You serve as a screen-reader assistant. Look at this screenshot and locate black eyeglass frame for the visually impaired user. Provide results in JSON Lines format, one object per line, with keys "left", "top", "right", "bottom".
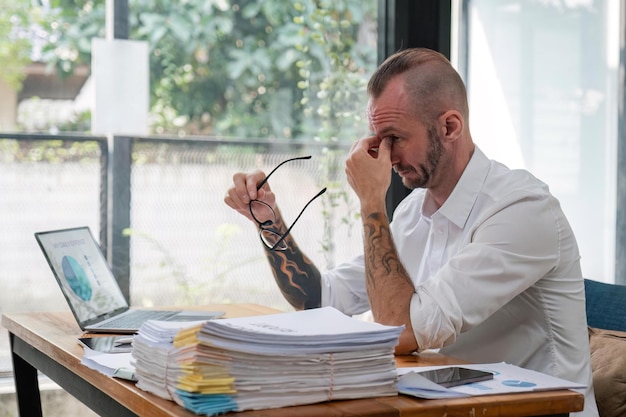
{"left": 249, "top": 155, "right": 327, "bottom": 251}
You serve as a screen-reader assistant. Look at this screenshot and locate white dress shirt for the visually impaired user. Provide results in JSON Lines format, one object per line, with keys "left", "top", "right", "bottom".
{"left": 321, "top": 146, "right": 598, "bottom": 416}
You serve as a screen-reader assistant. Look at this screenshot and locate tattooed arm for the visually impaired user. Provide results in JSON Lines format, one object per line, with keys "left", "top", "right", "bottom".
{"left": 346, "top": 136, "right": 418, "bottom": 354}
{"left": 224, "top": 169, "right": 322, "bottom": 311}
{"left": 361, "top": 208, "right": 417, "bottom": 354}
{"left": 262, "top": 212, "right": 322, "bottom": 310}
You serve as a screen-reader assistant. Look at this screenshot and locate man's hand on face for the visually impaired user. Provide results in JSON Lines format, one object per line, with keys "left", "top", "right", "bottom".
{"left": 346, "top": 136, "right": 392, "bottom": 204}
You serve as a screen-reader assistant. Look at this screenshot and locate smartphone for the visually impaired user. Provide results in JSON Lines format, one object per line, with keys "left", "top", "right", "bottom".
{"left": 78, "top": 336, "right": 134, "bottom": 353}
{"left": 418, "top": 366, "right": 494, "bottom": 388}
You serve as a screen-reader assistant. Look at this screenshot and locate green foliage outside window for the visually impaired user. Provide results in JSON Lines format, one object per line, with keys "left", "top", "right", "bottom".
{"left": 0, "top": 0, "right": 32, "bottom": 89}
{"left": 13, "top": 0, "right": 377, "bottom": 141}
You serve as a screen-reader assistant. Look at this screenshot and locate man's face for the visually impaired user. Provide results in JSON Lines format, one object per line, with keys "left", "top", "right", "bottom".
{"left": 367, "top": 78, "right": 444, "bottom": 190}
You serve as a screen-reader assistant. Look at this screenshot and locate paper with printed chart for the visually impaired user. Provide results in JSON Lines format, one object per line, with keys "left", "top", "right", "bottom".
{"left": 397, "top": 362, "right": 586, "bottom": 399}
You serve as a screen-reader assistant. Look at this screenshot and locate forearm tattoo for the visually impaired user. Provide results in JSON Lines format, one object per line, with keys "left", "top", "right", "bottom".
{"left": 363, "top": 212, "right": 407, "bottom": 290}
{"left": 261, "top": 217, "right": 321, "bottom": 310}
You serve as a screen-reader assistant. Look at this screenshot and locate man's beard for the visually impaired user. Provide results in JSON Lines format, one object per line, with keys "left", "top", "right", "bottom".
{"left": 396, "top": 126, "right": 444, "bottom": 190}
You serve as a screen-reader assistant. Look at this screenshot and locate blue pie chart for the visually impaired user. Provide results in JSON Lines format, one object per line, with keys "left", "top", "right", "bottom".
{"left": 502, "top": 380, "right": 536, "bottom": 388}
{"left": 61, "top": 255, "right": 93, "bottom": 301}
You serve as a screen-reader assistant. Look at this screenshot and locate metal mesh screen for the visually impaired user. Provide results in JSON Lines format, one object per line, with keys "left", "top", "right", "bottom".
{"left": 129, "top": 143, "right": 362, "bottom": 312}
{"left": 0, "top": 138, "right": 103, "bottom": 366}
{"left": 0, "top": 139, "right": 103, "bottom": 313}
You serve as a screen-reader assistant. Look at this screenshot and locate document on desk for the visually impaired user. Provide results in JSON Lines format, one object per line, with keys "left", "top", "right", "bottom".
{"left": 196, "top": 305, "right": 404, "bottom": 354}
{"left": 81, "top": 347, "right": 137, "bottom": 381}
{"left": 397, "top": 362, "right": 586, "bottom": 399}
{"left": 79, "top": 322, "right": 209, "bottom": 382}
{"left": 131, "top": 307, "right": 405, "bottom": 416}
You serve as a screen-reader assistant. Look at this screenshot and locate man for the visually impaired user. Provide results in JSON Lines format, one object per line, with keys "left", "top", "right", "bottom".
{"left": 225, "top": 48, "right": 598, "bottom": 416}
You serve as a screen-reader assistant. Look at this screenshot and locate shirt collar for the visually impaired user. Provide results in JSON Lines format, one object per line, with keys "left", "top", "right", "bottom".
{"left": 425, "top": 146, "right": 490, "bottom": 229}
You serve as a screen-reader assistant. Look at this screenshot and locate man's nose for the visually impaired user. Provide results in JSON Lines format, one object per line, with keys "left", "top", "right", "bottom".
{"left": 389, "top": 147, "right": 400, "bottom": 165}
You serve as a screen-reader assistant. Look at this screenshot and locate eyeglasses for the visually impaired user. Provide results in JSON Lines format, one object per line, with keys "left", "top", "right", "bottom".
{"left": 249, "top": 156, "right": 327, "bottom": 251}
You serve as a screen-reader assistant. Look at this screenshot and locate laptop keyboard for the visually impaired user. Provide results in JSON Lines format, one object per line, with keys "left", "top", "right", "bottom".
{"left": 98, "top": 310, "right": 179, "bottom": 328}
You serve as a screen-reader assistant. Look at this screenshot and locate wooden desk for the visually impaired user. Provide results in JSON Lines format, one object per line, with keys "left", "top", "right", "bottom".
{"left": 3, "top": 305, "right": 584, "bottom": 417}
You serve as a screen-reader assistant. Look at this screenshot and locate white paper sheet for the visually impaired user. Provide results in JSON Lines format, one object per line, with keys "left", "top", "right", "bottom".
{"left": 81, "top": 347, "right": 136, "bottom": 381}
{"left": 397, "top": 362, "right": 586, "bottom": 399}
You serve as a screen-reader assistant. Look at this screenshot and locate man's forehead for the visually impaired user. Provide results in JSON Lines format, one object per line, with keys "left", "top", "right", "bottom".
{"left": 366, "top": 99, "right": 374, "bottom": 122}
{"left": 367, "top": 92, "right": 408, "bottom": 122}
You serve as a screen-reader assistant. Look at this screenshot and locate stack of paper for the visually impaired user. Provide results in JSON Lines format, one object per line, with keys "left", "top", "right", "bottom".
{"left": 132, "top": 307, "right": 403, "bottom": 415}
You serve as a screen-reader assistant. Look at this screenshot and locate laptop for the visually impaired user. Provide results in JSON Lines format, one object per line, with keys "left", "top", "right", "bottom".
{"left": 35, "top": 226, "right": 224, "bottom": 334}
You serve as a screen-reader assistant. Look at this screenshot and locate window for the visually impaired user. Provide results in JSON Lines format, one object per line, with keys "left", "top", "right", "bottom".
{"left": 463, "top": 0, "right": 619, "bottom": 282}
{"left": 0, "top": 1, "right": 378, "bottom": 414}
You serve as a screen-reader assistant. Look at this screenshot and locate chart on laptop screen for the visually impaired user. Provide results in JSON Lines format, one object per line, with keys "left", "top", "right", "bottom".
{"left": 36, "top": 228, "right": 128, "bottom": 322}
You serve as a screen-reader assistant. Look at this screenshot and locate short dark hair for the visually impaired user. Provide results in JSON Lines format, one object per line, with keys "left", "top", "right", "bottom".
{"left": 367, "top": 48, "right": 469, "bottom": 125}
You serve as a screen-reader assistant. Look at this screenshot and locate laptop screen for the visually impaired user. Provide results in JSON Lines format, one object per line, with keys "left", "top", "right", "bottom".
{"left": 35, "top": 227, "right": 129, "bottom": 324}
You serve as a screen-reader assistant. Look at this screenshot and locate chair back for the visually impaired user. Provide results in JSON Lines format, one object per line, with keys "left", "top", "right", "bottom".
{"left": 584, "top": 278, "right": 626, "bottom": 331}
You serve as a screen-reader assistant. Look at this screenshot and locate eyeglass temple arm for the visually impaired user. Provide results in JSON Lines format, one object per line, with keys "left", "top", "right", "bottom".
{"left": 256, "top": 155, "right": 312, "bottom": 190}
{"left": 269, "top": 187, "right": 327, "bottom": 251}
